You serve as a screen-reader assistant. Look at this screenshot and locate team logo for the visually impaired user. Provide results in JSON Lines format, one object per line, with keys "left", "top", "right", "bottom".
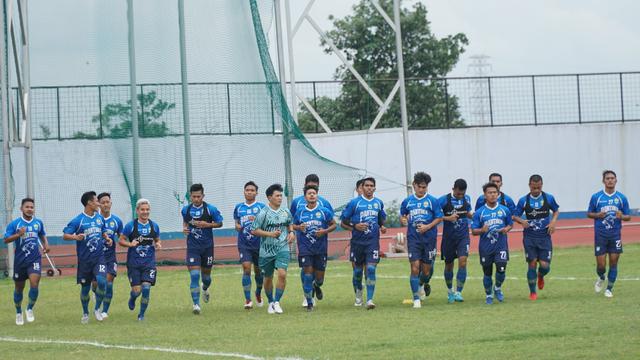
{"left": 34, "top": 224, "right": 39, "bottom": 231}
{"left": 316, "top": 212, "right": 322, "bottom": 218}
{"left": 96, "top": 219, "right": 102, "bottom": 225}
{"left": 253, "top": 207, "right": 259, "bottom": 213}
{"left": 110, "top": 221, "right": 115, "bottom": 227}
{"left": 614, "top": 199, "right": 619, "bottom": 204}
{"left": 497, "top": 210, "right": 503, "bottom": 216}
{"left": 374, "top": 203, "right": 379, "bottom": 209}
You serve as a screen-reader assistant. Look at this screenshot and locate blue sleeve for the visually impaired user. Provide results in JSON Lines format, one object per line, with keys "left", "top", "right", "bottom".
{"left": 325, "top": 208, "right": 335, "bottom": 223}
{"left": 4, "top": 219, "right": 17, "bottom": 239}
{"left": 63, "top": 215, "right": 81, "bottom": 235}
{"left": 515, "top": 197, "right": 526, "bottom": 217}
{"left": 233, "top": 204, "right": 240, "bottom": 221}
{"left": 341, "top": 200, "right": 354, "bottom": 221}
{"left": 507, "top": 196, "right": 517, "bottom": 214}
{"left": 38, "top": 220, "right": 47, "bottom": 237}
{"left": 431, "top": 197, "right": 443, "bottom": 219}
{"left": 181, "top": 206, "right": 189, "bottom": 222}
{"left": 117, "top": 217, "right": 124, "bottom": 235}
{"left": 400, "top": 197, "right": 409, "bottom": 216}
{"left": 471, "top": 210, "right": 482, "bottom": 229}
{"left": 321, "top": 197, "right": 334, "bottom": 212}
{"left": 474, "top": 196, "right": 484, "bottom": 211}
{"left": 378, "top": 200, "right": 387, "bottom": 223}
{"left": 293, "top": 211, "right": 301, "bottom": 225}
{"left": 289, "top": 197, "right": 298, "bottom": 216}
{"left": 548, "top": 194, "right": 560, "bottom": 212}
{"left": 465, "top": 195, "right": 473, "bottom": 212}
{"left": 505, "top": 208, "right": 514, "bottom": 226}
{"left": 153, "top": 222, "right": 160, "bottom": 237}
{"left": 122, "top": 222, "right": 133, "bottom": 237}
{"left": 622, "top": 194, "right": 630, "bottom": 215}
{"left": 588, "top": 194, "right": 598, "bottom": 213}
{"left": 101, "top": 216, "right": 108, "bottom": 234}
{"left": 209, "top": 205, "right": 223, "bottom": 223}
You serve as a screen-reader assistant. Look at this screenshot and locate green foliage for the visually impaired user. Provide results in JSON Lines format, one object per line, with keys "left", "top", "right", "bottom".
{"left": 384, "top": 199, "right": 402, "bottom": 228}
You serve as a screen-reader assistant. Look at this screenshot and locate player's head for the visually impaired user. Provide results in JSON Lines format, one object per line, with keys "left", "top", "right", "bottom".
{"left": 304, "top": 184, "right": 319, "bottom": 205}
{"left": 98, "top": 192, "right": 112, "bottom": 213}
{"left": 528, "top": 174, "right": 543, "bottom": 196}
{"left": 412, "top": 172, "right": 431, "bottom": 197}
{"left": 20, "top": 197, "right": 35, "bottom": 218}
{"left": 489, "top": 173, "right": 503, "bottom": 190}
{"left": 362, "top": 177, "right": 376, "bottom": 198}
{"left": 81, "top": 191, "right": 99, "bottom": 211}
{"left": 355, "top": 179, "right": 364, "bottom": 195}
{"left": 266, "top": 183, "right": 284, "bottom": 207}
{"left": 452, "top": 178, "right": 467, "bottom": 198}
{"left": 190, "top": 183, "right": 205, "bottom": 206}
{"left": 304, "top": 174, "right": 320, "bottom": 188}
{"left": 602, "top": 170, "right": 617, "bottom": 190}
{"left": 244, "top": 181, "right": 258, "bottom": 202}
{"left": 136, "top": 198, "right": 151, "bottom": 221}
{"left": 482, "top": 182, "right": 499, "bottom": 205}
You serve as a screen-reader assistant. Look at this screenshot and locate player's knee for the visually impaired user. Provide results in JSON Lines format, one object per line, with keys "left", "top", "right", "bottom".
{"left": 366, "top": 264, "right": 376, "bottom": 276}
{"left": 482, "top": 265, "right": 493, "bottom": 277}
{"left": 496, "top": 263, "right": 507, "bottom": 273}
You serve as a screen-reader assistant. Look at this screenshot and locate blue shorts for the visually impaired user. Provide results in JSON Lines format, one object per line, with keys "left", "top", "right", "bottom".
{"left": 13, "top": 260, "right": 41, "bottom": 282}
{"left": 441, "top": 235, "right": 470, "bottom": 263}
{"left": 595, "top": 235, "right": 622, "bottom": 256}
{"left": 186, "top": 246, "right": 214, "bottom": 268}
{"left": 238, "top": 246, "right": 260, "bottom": 266}
{"left": 408, "top": 237, "right": 437, "bottom": 264}
{"left": 127, "top": 265, "right": 157, "bottom": 286}
{"left": 298, "top": 254, "right": 328, "bottom": 271}
{"left": 350, "top": 242, "right": 380, "bottom": 266}
{"left": 105, "top": 260, "right": 118, "bottom": 277}
{"left": 479, "top": 248, "right": 509, "bottom": 267}
{"left": 523, "top": 235, "right": 553, "bottom": 263}
{"left": 77, "top": 258, "right": 107, "bottom": 285}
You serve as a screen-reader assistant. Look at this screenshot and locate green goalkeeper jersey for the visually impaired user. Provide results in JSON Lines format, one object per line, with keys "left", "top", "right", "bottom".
{"left": 251, "top": 205, "right": 292, "bottom": 257}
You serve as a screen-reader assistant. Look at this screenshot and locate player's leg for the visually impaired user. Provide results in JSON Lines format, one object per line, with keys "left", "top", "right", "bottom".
{"left": 537, "top": 239, "right": 552, "bottom": 292}
{"left": 605, "top": 252, "right": 620, "bottom": 297}
{"left": 299, "top": 256, "right": 314, "bottom": 310}
{"left": 201, "top": 247, "right": 214, "bottom": 303}
{"left": 526, "top": 258, "right": 538, "bottom": 299}
{"left": 481, "top": 256, "right": 494, "bottom": 304}
{"left": 455, "top": 255, "right": 468, "bottom": 301}
{"left": 261, "top": 256, "right": 276, "bottom": 313}
{"left": 187, "top": 247, "right": 202, "bottom": 309}
{"left": 127, "top": 266, "right": 142, "bottom": 311}
{"left": 594, "top": 235, "right": 607, "bottom": 293}
{"left": 408, "top": 239, "right": 423, "bottom": 306}
{"left": 138, "top": 268, "right": 156, "bottom": 320}
{"left": 312, "top": 254, "right": 327, "bottom": 301}
{"left": 241, "top": 260, "right": 254, "bottom": 308}
{"left": 92, "top": 262, "right": 107, "bottom": 320}
{"left": 13, "top": 276, "right": 26, "bottom": 325}
{"left": 350, "top": 244, "right": 364, "bottom": 306}
{"left": 77, "top": 263, "right": 92, "bottom": 323}
{"left": 102, "top": 265, "right": 117, "bottom": 316}
{"left": 252, "top": 254, "right": 264, "bottom": 306}
{"left": 494, "top": 261, "right": 507, "bottom": 302}
{"left": 272, "top": 248, "right": 289, "bottom": 313}
{"left": 25, "top": 270, "right": 41, "bottom": 322}
{"left": 364, "top": 244, "right": 380, "bottom": 309}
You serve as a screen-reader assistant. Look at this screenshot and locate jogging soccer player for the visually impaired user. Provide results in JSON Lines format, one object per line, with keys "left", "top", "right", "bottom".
{"left": 438, "top": 179, "right": 473, "bottom": 303}
{"left": 341, "top": 177, "right": 387, "bottom": 309}
{"left": 587, "top": 170, "right": 631, "bottom": 298}
{"left": 63, "top": 191, "right": 110, "bottom": 324}
{"left": 355, "top": 179, "right": 364, "bottom": 196}
{"left": 96, "top": 192, "right": 123, "bottom": 317}
{"left": 472, "top": 183, "right": 513, "bottom": 304}
{"left": 181, "top": 183, "right": 223, "bottom": 314}
{"left": 475, "top": 173, "right": 516, "bottom": 214}
{"left": 513, "top": 175, "right": 560, "bottom": 300}
{"left": 251, "top": 184, "right": 295, "bottom": 314}
{"left": 400, "top": 172, "right": 443, "bottom": 308}
{"left": 292, "top": 185, "right": 337, "bottom": 311}
{"left": 119, "top": 199, "right": 161, "bottom": 321}
{"left": 4, "top": 198, "right": 49, "bottom": 325}
{"left": 234, "top": 181, "right": 266, "bottom": 309}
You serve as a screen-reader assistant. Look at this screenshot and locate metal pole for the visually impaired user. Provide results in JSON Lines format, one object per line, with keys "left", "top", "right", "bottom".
{"left": 283, "top": 0, "right": 297, "bottom": 124}
{"left": 393, "top": 0, "right": 412, "bottom": 196}
{"left": 20, "top": 0, "right": 33, "bottom": 198}
{"left": 127, "top": 0, "right": 141, "bottom": 205}
{"left": 178, "top": 0, "right": 193, "bottom": 190}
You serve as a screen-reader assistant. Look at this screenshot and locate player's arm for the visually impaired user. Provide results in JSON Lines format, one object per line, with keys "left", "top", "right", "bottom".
{"left": 340, "top": 219, "right": 353, "bottom": 231}
{"left": 63, "top": 217, "right": 84, "bottom": 241}
{"left": 3, "top": 225, "right": 24, "bottom": 243}
{"left": 119, "top": 233, "right": 138, "bottom": 248}
{"left": 316, "top": 219, "right": 337, "bottom": 237}
{"left": 548, "top": 209, "right": 560, "bottom": 234}
{"left": 587, "top": 196, "right": 606, "bottom": 219}
{"left": 512, "top": 199, "right": 528, "bottom": 227}
{"left": 39, "top": 235, "right": 51, "bottom": 253}
{"left": 286, "top": 224, "right": 295, "bottom": 244}
{"left": 234, "top": 220, "right": 242, "bottom": 232}
{"left": 471, "top": 212, "right": 488, "bottom": 236}
{"left": 617, "top": 197, "right": 632, "bottom": 221}
{"left": 500, "top": 211, "right": 514, "bottom": 234}
{"left": 154, "top": 237, "right": 162, "bottom": 249}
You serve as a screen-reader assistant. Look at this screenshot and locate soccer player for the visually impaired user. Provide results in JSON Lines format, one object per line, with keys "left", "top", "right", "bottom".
{"left": 341, "top": 177, "right": 387, "bottom": 309}
{"left": 292, "top": 185, "right": 337, "bottom": 311}
{"left": 234, "top": 181, "right": 266, "bottom": 309}
{"left": 474, "top": 173, "right": 516, "bottom": 214}
{"left": 96, "top": 192, "right": 123, "bottom": 317}
{"left": 4, "top": 198, "right": 49, "bottom": 325}
{"left": 355, "top": 179, "right": 364, "bottom": 196}
{"left": 63, "top": 191, "right": 110, "bottom": 324}
{"left": 472, "top": 183, "right": 513, "bottom": 304}
{"left": 181, "top": 183, "right": 223, "bottom": 314}
{"left": 587, "top": 170, "right": 631, "bottom": 298}
{"left": 400, "top": 172, "right": 443, "bottom": 308}
{"left": 513, "top": 175, "right": 560, "bottom": 300}
{"left": 250, "top": 184, "right": 295, "bottom": 314}
{"left": 119, "top": 199, "right": 161, "bottom": 321}
{"left": 438, "top": 179, "right": 473, "bottom": 303}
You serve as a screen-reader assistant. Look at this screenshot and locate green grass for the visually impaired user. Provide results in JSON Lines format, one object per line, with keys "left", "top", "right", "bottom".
{"left": 1, "top": 244, "right": 639, "bottom": 359}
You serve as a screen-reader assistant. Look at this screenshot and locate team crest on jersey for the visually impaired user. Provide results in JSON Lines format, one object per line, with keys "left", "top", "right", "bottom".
{"left": 110, "top": 221, "right": 115, "bottom": 227}
{"left": 614, "top": 199, "right": 619, "bottom": 204}
{"left": 374, "top": 203, "right": 379, "bottom": 209}
{"left": 96, "top": 219, "right": 102, "bottom": 225}
{"left": 315, "top": 212, "right": 322, "bottom": 218}
{"left": 253, "top": 207, "right": 259, "bottom": 213}
{"left": 498, "top": 210, "right": 503, "bottom": 216}
{"left": 34, "top": 224, "right": 39, "bottom": 230}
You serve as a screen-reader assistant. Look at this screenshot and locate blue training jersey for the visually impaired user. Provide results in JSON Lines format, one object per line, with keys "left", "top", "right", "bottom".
{"left": 515, "top": 192, "right": 560, "bottom": 239}
{"left": 63, "top": 212, "right": 107, "bottom": 263}
{"left": 475, "top": 192, "right": 516, "bottom": 214}
{"left": 588, "top": 190, "right": 630, "bottom": 239}
{"left": 294, "top": 204, "right": 334, "bottom": 256}
{"left": 234, "top": 201, "right": 266, "bottom": 250}
{"left": 122, "top": 219, "right": 160, "bottom": 267}
{"left": 181, "top": 202, "right": 223, "bottom": 249}
{"left": 290, "top": 195, "right": 334, "bottom": 216}
{"left": 341, "top": 195, "right": 386, "bottom": 246}
{"left": 472, "top": 204, "right": 513, "bottom": 254}
{"left": 4, "top": 217, "right": 46, "bottom": 266}
{"left": 101, "top": 214, "right": 123, "bottom": 263}
{"left": 400, "top": 194, "right": 443, "bottom": 241}
{"left": 438, "top": 193, "right": 472, "bottom": 240}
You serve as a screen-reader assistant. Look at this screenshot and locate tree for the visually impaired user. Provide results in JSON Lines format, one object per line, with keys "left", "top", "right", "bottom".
{"left": 73, "top": 90, "right": 175, "bottom": 139}
{"left": 298, "top": 0, "right": 468, "bottom": 132}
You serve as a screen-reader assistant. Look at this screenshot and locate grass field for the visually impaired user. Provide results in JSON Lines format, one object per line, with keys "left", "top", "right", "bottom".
{"left": 1, "top": 244, "right": 639, "bottom": 359}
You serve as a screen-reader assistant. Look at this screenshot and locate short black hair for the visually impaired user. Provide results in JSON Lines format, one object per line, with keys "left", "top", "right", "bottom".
{"left": 356, "top": 179, "right": 364, "bottom": 189}
{"left": 81, "top": 191, "right": 97, "bottom": 206}
{"left": 266, "top": 183, "right": 283, "bottom": 197}
{"left": 244, "top": 181, "right": 258, "bottom": 191}
{"left": 453, "top": 179, "right": 467, "bottom": 191}
{"left": 602, "top": 170, "right": 617, "bottom": 180}
{"left": 97, "top": 192, "right": 111, "bottom": 201}
{"left": 529, "top": 174, "right": 543, "bottom": 183}
{"left": 489, "top": 173, "right": 502, "bottom": 181}
{"left": 362, "top": 177, "right": 376, "bottom": 186}
{"left": 304, "top": 184, "right": 319, "bottom": 195}
{"left": 413, "top": 172, "right": 431, "bottom": 186}
{"left": 482, "top": 182, "right": 499, "bottom": 193}
{"left": 304, "top": 174, "right": 320, "bottom": 185}
{"left": 190, "top": 183, "right": 204, "bottom": 193}
{"left": 21, "top": 197, "right": 34, "bottom": 206}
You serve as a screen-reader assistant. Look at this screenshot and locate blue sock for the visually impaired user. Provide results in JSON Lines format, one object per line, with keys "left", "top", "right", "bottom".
{"left": 27, "top": 287, "right": 39, "bottom": 310}
{"left": 527, "top": 267, "right": 537, "bottom": 293}
{"left": 202, "top": 274, "right": 212, "bottom": 291}
{"left": 352, "top": 267, "right": 363, "bottom": 293}
{"left": 365, "top": 265, "right": 376, "bottom": 302}
{"left": 139, "top": 283, "right": 151, "bottom": 317}
{"left": 254, "top": 274, "right": 263, "bottom": 298}
{"left": 242, "top": 274, "right": 252, "bottom": 301}
{"left": 428, "top": 265, "right": 434, "bottom": 282}
{"left": 456, "top": 267, "right": 467, "bottom": 292}
{"left": 410, "top": 275, "right": 420, "bottom": 300}
{"left": 596, "top": 266, "right": 606, "bottom": 280}
{"left": 189, "top": 270, "right": 201, "bottom": 305}
{"left": 483, "top": 275, "right": 493, "bottom": 295}
{"left": 275, "top": 287, "right": 284, "bottom": 302}
{"left": 419, "top": 273, "right": 430, "bottom": 286}
{"left": 444, "top": 269, "right": 454, "bottom": 292}
{"left": 265, "top": 286, "right": 274, "bottom": 303}
{"left": 80, "top": 284, "right": 91, "bottom": 314}
{"left": 129, "top": 290, "right": 141, "bottom": 306}
{"left": 94, "top": 275, "right": 106, "bottom": 310}
{"left": 303, "top": 273, "right": 314, "bottom": 303}
{"left": 314, "top": 275, "right": 324, "bottom": 288}
{"left": 607, "top": 265, "right": 618, "bottom": 290}
{"left": 495, "top": 271, "right": 506, "bottom": 289}
{"left": 102, "top": 281, "right": 114, "bottom": 313}
{"left": 14, "top": 290, "right": 23, "bottom": 314}
{"left": 539, "top": 265, "right": 550, "bottom": 277}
